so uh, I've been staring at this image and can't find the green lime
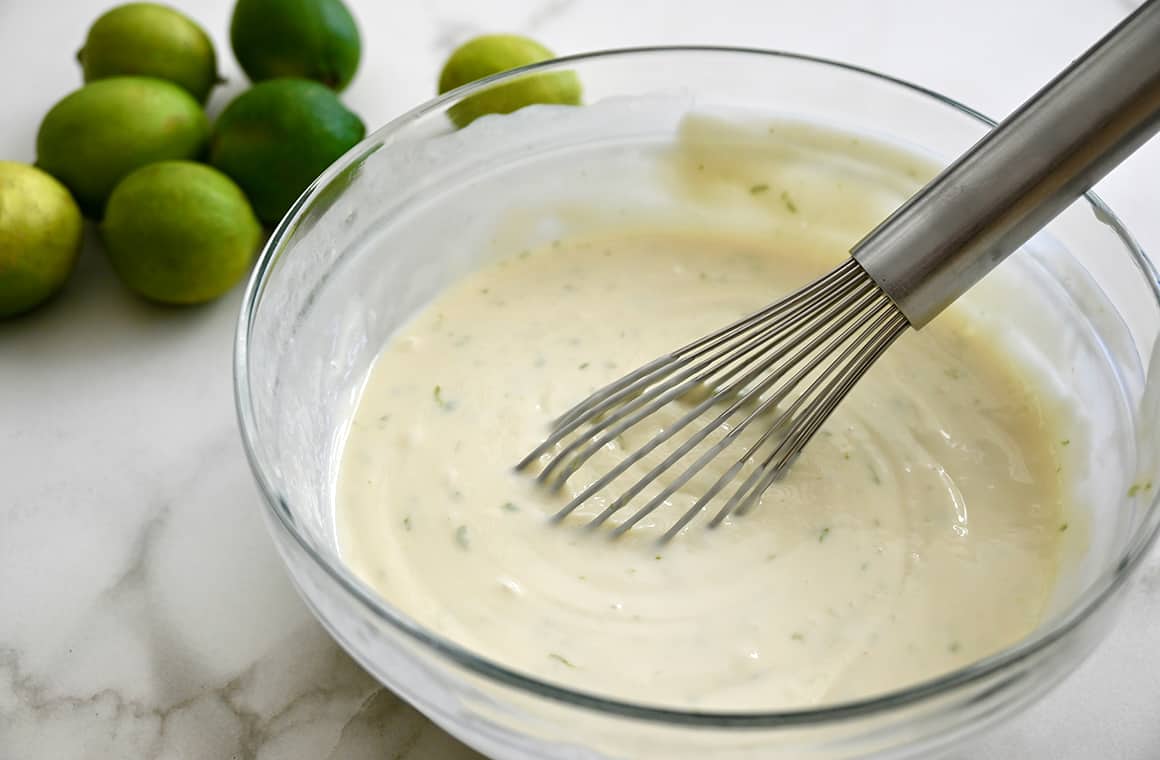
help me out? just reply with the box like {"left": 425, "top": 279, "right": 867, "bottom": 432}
{"left": 79, "top": 2, "right": 220, "bottom": 103}
{"left": 100, "top": 161, "right": 262, "bottom": 304}
{"left": 230, "top": 0, "right": 360, "bottom": 91}
{"left": 36, "top": 77, "right": 209, "bottom": 216}
{"left": 0, "top": 162, "right": 84, "bottom": 318}
{"left": 438, "top": 34, "right": 581, "bottom": 128}
{"left": 209, "top": 78, "right": 365, "bottom": 224}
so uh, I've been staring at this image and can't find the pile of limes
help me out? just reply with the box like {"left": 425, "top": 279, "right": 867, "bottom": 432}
{"left": 1, "top": 0, "right": 580, "bottom": 318}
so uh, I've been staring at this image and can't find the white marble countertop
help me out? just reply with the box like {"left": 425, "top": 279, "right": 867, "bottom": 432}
{"left": 2, "top": 0, "right": 1159, "bottom": 757}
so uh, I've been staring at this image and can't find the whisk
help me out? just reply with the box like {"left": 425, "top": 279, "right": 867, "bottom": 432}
{"left": 518, "top": 1, "right": 1160, "bottom": 538}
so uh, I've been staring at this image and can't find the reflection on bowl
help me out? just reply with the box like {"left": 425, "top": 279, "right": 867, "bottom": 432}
{"left": 235, "top": 48, "right": 1160, "bottom": 759}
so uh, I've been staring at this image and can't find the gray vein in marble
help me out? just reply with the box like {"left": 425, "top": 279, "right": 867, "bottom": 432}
{"left": 430, "top": 0, "right": 579, "bottom": 55}
{"left": 524, "top": 0, "right": 579, "bottom": 32}
{"left": 0, "top": 624, "right": 479, "bottom": 760}
{"left": 431, "top": 20, "right": 483, "bottom": 54}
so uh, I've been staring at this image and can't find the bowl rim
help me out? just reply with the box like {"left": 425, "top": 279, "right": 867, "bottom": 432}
{"left": 234, "top": 45, "right": 1160, "bottom": 728}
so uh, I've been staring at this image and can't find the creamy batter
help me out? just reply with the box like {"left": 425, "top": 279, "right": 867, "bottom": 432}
{"left": 335, "top": 117, "right": 1072, "bottom": 710}
{"left": 336, "top": 218, "right": 1068, "bottom": 710}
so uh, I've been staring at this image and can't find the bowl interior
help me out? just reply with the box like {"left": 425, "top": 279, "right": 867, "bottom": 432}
{"left": 237, "top": 48, "right": 1160, "bottom": 725}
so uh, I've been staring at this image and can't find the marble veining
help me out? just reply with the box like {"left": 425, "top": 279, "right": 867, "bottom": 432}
{"left": 2, "top": 0, "right": 1159, "bottom": 757}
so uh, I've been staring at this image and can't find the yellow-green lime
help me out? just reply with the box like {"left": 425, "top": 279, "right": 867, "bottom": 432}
{"left": 230, "top": 0, "right": 360, "bottom": 91}
{"left": 79, "top": 2, "right": 220, "bottom": 103}
{"left": 37, "top": 77, "right": 209, "bottom": 216}
{"left": 0, "top": 162, "right": 84, "bottom": 318}
{"left": 209, "top": 78, "right": 365, "bottom": 224}
{"left": 100, "top": 161, "right": 262, "bottom": 304}
{"left": 438, "top": 34, "right": 581, "bottom": 128}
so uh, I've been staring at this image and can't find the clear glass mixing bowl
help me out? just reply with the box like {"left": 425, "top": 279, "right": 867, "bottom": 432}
{"left": 234, "top": 48, "right": 1160, "bottom": 759}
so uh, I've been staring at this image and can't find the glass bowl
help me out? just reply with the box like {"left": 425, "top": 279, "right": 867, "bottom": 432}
{"left": 234, "top": 48, "right": 1160, "bottom": 759}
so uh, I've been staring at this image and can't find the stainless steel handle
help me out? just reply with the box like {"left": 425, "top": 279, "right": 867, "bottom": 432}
{"left": 852, "top": 0, "right": 1160, "bottom": 327}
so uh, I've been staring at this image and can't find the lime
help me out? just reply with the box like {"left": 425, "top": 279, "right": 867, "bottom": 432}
{"left": 36, "top": 77, "right": 209, "bottom": 216}
{"left": 209, "top": 78, "right": 365, "bottom": 224}
{"left": 79, "top": 2, "right": 220, "bottom": 103}
{"left": 438, "top": 34, "right": 581, "bottom": 128}
{"left": 100, "top": 161, "right": 262, "bottom": 304}
{"left": 0, "top": 162, "right": 84, "bottom": 318}
{"left": 230, "top": 0, "right": 360, "bottom": 91}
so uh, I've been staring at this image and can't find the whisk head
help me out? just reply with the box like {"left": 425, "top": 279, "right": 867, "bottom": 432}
{"left": 516, "top": 257, "right": 910, "bottom": 540}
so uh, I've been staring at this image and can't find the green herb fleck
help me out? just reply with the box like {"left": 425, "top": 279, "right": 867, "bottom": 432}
{"left": 403, "top": 516, "right": 412, "bottom": 531}
{"left": 433, "top": 385, "right": 455, "bottom": 410}
{"left": 791, "top": 632, "right": 805, "bottom": 642}
{"left": 749, "top": 183, "right": 770, "bottom": 195}
{"left": 781, "top": 190, "right": 798, "bottom": 213}
{"left": 1059, "top": 522, "right": 1069, "bottom": 533}
{"left": 479, "top": 287, "right": 490, "bottom": 295}
{"left": 1061, "top": 439, "right": 1070, "bottom": 446}
{"left": 948, "top": 641, "right": 962, "bottom": 653}
{"left": 655, "top": 554, "right": 663, "bottom": 561}
{"left": 454, "top": 525, "right": 470, "bottom": 550}
{"left": 867, "top": 463, "right": 882, "bottom": 484}
{"left": 860, "top": 561, "right": 870, "bottom": 571}
{"left": 549, "top": 653, "right": 575, "bottom": 668}
{"left": 501, "top": 501, "right": 520, "bottom": 512}
{"left": 518, "top": 249, "right": 531, "bottom": 259}
{"left": 818, "top": 527, "right": 831, "bottom": 543}
{"left": 578, "top": 362, "right": 590, "bottom": 370}
{"left": 1128, "top": 481, "right": 1153, "bottom": 497}
{"left": 944, "top": 367, "right": 962, "bottom": 379}
{"left": 765, "top": 553, "right": 777, "bottom": 562}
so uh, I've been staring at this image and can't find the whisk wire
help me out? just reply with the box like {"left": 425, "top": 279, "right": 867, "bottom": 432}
{"left": 520, "top": 260, "right": 869, "bottom": 482}
{"left": 519, "top": 258, "right": 911, "bottom": 537}
{"left": 545, "top": 270, "right": 875, "bottom": 490}
{"left": 550, "top": 270, "right": 878, "bottom": 520}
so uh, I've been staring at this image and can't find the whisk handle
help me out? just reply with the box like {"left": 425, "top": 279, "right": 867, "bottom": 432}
{"left": 852, "top": 0, "right": 1160, "bottom": 328}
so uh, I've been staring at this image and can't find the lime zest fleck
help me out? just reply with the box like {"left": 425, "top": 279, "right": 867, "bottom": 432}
{"left": 1059, "top": 522, "right": 1069, "bottom": 532}
{"left": 1128, "top": 481, "right": 1153, "bottom": 497}
{"left": 749, "top": 183, "right": 770, "bottom": 195}
{"left": 818, "top": 527, "right": 831, "bottom": 543}
{"left": 454, "top": 525, "right": 470, "bottom": 550}
{"left": 791, "top": 632, "right": 805, "bottom": 642}
{"left": 501, "top": 501, "right": 520, "bottom": 512}
{"left": 780, "top": 190, "right": 798, "bottom": 213}
{"left": 433, "top": 384, "right": 456, "bottom": 411}
{"left": 549, "top": 652, "right": 575, "bottom": 668}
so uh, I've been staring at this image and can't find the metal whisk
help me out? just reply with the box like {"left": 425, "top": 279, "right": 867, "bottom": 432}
{"left": 519, "top": 0, "right": 1160, "bottom": 537}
